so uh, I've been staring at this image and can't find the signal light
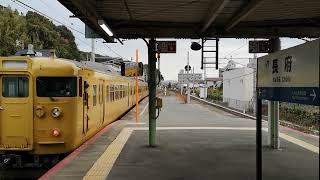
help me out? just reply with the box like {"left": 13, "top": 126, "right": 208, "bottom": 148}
{"left": 52, "top": 129, "right": 61, "bottom": 137}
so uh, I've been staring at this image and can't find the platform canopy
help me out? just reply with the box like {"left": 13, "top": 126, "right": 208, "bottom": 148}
{"left": 59, "top": 0, "right": 320, "bottom": 42}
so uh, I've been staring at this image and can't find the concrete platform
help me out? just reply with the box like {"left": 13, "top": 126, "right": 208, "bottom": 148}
{"left": 44, "top": 94, "right": 319, "bottom": 180}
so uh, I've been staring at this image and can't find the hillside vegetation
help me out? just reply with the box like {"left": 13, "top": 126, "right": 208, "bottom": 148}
{"left": 0, "top": 6, "right": 81, "bottom": 59}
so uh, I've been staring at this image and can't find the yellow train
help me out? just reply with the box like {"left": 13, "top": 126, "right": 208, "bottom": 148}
{"left": 0, "top": 54, "right": 148, "bottom": 167}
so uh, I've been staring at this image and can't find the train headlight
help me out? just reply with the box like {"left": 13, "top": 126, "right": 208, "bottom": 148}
{"left": 51, "top": 107, "right": 62, "bottom": 118}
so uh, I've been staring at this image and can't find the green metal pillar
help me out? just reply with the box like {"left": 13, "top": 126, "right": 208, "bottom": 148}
{"left": 268, "top": 37, "right": 280, "bottom": 149}
{"left": 148, "top": 38, "right": 157, "bottom": 147}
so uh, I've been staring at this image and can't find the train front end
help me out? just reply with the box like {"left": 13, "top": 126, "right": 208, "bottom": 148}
{"left": 0, "top": 56, "right": 79, "bottom": 167}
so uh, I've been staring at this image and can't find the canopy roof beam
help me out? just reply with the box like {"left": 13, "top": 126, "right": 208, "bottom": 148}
{"left": 225, "top": 0, "right": 264, "bottom": 31}
{"left": 201, "top": 0, "right": 229, "bottom": 33}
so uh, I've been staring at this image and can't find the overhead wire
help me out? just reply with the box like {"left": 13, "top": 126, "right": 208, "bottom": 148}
{"left": 221, "top": 40, "right": 248, "bottom": 58}
{"left": 11, "top": 0, "right": 123, "bottom": 58}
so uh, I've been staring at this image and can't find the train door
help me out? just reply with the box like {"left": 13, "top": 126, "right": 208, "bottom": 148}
{"left": 0, "top": 74, "right": 33, "bottom": 150}
{"left": 83, "top": 80, "right": 89, "bottom": 134}
{"left": 100, "top": 80, "right": 105, "bottom": 125}
{"left": 127, "top": 83, "right": 130, "bottom": 106}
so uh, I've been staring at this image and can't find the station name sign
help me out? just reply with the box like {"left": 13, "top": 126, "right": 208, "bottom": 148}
{"left": 156, "top": 41, "right": 176, "bottom": 53}
{"left": 257, "top": 39, "right": 319, "bottom": 106}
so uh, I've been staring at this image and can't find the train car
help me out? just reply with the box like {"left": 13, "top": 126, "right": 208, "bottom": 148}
{"left": 0, "top": 53, "right": 148, "bottom": 167}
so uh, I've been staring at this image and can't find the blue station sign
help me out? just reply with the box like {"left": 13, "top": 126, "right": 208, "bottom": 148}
{"left": 257, "top": 39, "right": 319, "bottom": 106}
{"left": 258, "top": 87, "right": 319, "bottom": 106}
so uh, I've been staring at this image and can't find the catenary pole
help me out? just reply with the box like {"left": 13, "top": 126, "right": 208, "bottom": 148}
{"left": 148, "top": 38, "right": 157, "bottom": 147}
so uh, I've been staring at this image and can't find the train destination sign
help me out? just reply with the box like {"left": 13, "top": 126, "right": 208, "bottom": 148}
{"left": 249, "top": 40, "right": 273, "bottom": 53}
{"left": 257, "top": 39, "right": 319, "bottom": 106}
{"left": 156, "top": 41, "right": 176, "bottom": 53}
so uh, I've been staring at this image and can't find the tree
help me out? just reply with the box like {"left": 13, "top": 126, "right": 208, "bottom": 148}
{"left": 0, "top": 6, "right": 28, "bottom": 55}
{"left": 0, "top": 7, "right": 81, "bottom": 60}
{"left": 55, "top": 25, "right": 80, "bottom": 60}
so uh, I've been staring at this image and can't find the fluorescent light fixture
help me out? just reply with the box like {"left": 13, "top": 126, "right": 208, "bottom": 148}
{"left": 98, "top": 20, "right": 114, "bottom": 37}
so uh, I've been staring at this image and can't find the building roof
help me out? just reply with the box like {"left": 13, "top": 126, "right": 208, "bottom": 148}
{"left": 205, "top": 77, "right": 223, "bottom": 82}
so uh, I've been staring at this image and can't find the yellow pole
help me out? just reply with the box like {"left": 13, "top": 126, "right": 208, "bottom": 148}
{"left": 136, "top": 49, "right": 139, "bottom": 125}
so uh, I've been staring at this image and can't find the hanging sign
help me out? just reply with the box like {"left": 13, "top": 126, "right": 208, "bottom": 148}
{"left": 257, "top": 39, "right": 319, "bottom": 106}
{"left": 156, "top": 41, "right": 176, "bottom": 53}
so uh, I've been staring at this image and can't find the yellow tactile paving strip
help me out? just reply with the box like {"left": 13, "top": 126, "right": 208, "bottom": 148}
{"left": 279, "top": 132, "right": 319, "bottom": 154}
{"left": 83, "top": 128, "right": 133, "bottom": 180}
{"left": 262, "top": 128, "right": 319, "bottom": 154}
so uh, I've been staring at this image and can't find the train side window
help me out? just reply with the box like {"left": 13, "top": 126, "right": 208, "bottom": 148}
{"left": 93, "top": 85, "right": 97, "bottom": 106}
{"left": 98, "top": 84, "right": 100, "bottom": 104}
{"left": 110, "top": 85, "right": 114, "bottom": 102}
{"left": 106, "top": 85, "right": 109, "bottom": 102}
{"left": 121, "top": 85, "right": 124, "bottom": 98}
{"left": 100, "top": 84, "right": 103, "bottom": 103}
{"left": 114, "top": 85, "right": 117, "bottom": 100}
{"left": 116, "top": 85, "right": 119, "bottom": 100}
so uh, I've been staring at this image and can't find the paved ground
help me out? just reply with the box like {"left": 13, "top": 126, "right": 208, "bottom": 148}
{"left": 107, "top": 95, "right": 319, "bottom": 180}
{"left": 47, "top": 93, "right": 319, "bottom": 180}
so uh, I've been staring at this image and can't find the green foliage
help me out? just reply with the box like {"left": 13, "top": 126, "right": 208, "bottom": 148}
{"left": 207, "top": 88, "right": 222, "bottom": 101}
{"left": 0, "top": 6, "right": 80, "bottom": 60}
{"left": 194, "top": 88, "right": 200, "bottom": 97}
{"left": 280, "top": 105, "right": 319, "bottom": 131}
{"left": 0, "top": 6, "right": 29, "bottom": 55}
{"left": 55, "top": 26, "right": 80, "bottom": 60}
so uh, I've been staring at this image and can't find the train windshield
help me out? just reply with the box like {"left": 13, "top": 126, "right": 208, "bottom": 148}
{"left": 36, "top": 77, "right": 77, "bottom": 97}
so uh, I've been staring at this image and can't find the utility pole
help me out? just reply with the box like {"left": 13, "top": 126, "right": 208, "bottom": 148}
{"left": 268, "top": 38, "right": 280, "bottom": 149}
{"left": 187, "top": 52, "right": 190, "bottom": 103}
{"left": 91, "top": 38, "right": 95, "bottom": 62}
{"left": 203, "top": 57, "right": 207, "bottom": 98}
{"left": 192, "top": 66, "right": 195, "bottom": 95}
{"left": 136, "top": 49, "right": 139, "bottom": 125}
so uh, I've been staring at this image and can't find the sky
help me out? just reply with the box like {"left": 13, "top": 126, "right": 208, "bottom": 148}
{"left": 0, "top": 0, "right": 308, "bottom": 80}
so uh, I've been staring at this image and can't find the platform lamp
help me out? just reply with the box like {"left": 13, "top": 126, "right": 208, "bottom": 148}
{"left": 98, "top": 20, "right": 114, "bottom": 37}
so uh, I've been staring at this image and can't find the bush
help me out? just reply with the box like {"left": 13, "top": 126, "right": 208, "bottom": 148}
{"left": 280, "top": 104, "right": 319, "bottom": 131}
{"left": 207, "top": 89, "right": 222, "bottom": 101}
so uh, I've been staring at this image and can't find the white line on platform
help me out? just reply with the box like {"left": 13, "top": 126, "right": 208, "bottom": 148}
{"left": 133, "top": 127, "right": 257, "bottom": 130}
{"left": 127, "top": 122, "right": 146, "bottom": 125}
{"left": 140, "top": 102, "right": 149, "bottom": 116}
